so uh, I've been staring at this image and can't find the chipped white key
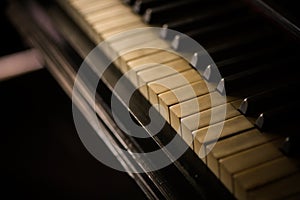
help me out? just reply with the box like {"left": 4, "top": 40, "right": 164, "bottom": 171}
{"left": 181, "top": 104, "right": 240, "bottom": 142}
{"left": 118, "top": 49, "right": 160, "bottom": 72}
{"left": 234, "top": 157, "right": 299, "bottom": 200}
{"left": 101, "top": 22, "right": 147, "bottom": 40}
{"left": 137, "top": 59, "right": 190, "bottom": 98}
{"left": 169, "top": 92, "right": 237, "bottom": 134}
{"left": 247, "top": 172, "right": 300, "bottom": 199}
{"left": 158, "top": 80, "right": 212, "bottom": 122}
{"left": 73, "top": 0, "right": 120, "bottom": 15}
{"left": 126, "top": 51, "right": 180, "bottom": 86}
{"left": 93, "top": 14, "right": 142, "bottom": 34}
{"left": 148, "top": 69, "right": 202, "bottom": 105}
{"left": 193, "top": 115, "right": 253, "bottom": 162}
{"left": 205, "top": 128, "right": 277, "bottom": 184}
{"left": 219, "top": 138, "right": 284, "bottom": 192}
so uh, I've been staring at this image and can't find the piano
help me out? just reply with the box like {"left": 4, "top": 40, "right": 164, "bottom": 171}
{"left": 5, "top": 0, "right": 300, "bottom": 199}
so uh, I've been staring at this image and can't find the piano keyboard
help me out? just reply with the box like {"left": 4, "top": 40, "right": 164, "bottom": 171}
{"left": 57, "top": 0, "right": 300, "bottom": 199}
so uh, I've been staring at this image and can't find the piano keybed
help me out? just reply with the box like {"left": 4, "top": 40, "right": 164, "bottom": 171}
{"left": 56, "top": 0, "right": 300, "bottom": 199}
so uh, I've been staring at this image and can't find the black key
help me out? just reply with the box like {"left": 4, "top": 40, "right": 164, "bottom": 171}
{"left": 216, "top": 56, "right": 299, "bottom": 95}
{"left": 143, "top": 0, "right": 199, "bottom": 24}
{"left": 143, "top": 0, "right": 223, "bottom": 24}
{"left": 255, "top": 102, "right": 300, "bottom": 131}
{"left": 133, "top": 0, "right": 170, "bottom": 14}
{"left": 216, "top": 71, "right": 257, "bottom": 96}
{"left": 123, "top": 0, "right": 136, "bottom": 5}
{"left": 191, "top": 15, "right": 256, "bottom": 40}
{"left": 280, "top": 136, "right": 300, "bottom": 157}
{"left": 202, "top": 42, "right": 290, "bottom": 81}
{"left": 160, "top": 3, "right": 246, "bottom": 39}
{"left": 190, "top": 31, "right": 277, "bottom": 68}
{"left": 171, "top": 15, "right": 260, "bottom": 50}
{"left": 239, "top": 84, "right": 299, "bottom": 116}
{"left": 212, "top": 40, "right": 299, "bottom": 80}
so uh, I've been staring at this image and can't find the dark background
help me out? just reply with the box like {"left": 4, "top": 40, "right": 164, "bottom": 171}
{"left": 0, "top": 6, "right": 146, "bottom": 200}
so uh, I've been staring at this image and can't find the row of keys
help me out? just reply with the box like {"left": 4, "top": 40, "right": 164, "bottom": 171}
{"left": 60, "top": 0, "right": 300, "bottom": 199}
{"left": 134, "top": 0, "right": 300, "bottom": 157}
